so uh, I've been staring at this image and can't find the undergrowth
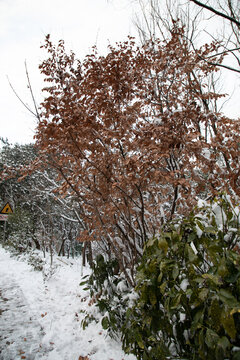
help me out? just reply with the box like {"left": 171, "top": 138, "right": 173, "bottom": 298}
{"left": 81, "top": 195, "right": 240, "bottom": 360}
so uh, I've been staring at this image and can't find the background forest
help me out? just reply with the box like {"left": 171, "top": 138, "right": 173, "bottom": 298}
{"left": 1, "top": 0, "right": 240, "bottom": 359}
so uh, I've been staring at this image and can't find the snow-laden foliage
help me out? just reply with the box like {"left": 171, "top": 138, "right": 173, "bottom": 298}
{"left": 121, "top": 195, "right": 240, "bottom": 359}
{"left": 80, "top": 254, "right": 138, "bottom": 339}
{"left": 0, "top": 142, "right": 82, "bottom": 259}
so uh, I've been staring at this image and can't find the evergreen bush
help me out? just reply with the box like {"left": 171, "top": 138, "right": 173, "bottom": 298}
{"left": 121, "top": 196, "right": 240, "bottom": 359}
{"left": 80, "top": 254, "right": 136, "bottom": 338}
{"left": 4, "top": 208, "right": 35, "bottom": 253}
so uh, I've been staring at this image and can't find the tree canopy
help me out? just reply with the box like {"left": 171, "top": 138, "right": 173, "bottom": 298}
{"left": 32, "top": 26, "right": 240, "bottom": 283}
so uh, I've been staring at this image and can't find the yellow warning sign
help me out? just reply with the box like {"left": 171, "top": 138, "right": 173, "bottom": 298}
{"left": 0, "top": 202, "right": 13, "bottom": 214}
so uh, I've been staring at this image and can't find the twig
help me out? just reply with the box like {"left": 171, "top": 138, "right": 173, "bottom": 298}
{"left": 189, "top": 0, "right": 240, "bottom": 27}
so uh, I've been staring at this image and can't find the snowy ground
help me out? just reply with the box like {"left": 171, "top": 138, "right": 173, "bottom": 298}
{"left": 0, "top": 245, "right": 136, "bottom": 360}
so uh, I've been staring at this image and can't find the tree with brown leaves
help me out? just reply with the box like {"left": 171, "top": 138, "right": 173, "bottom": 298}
{"left": 35, "top": 27, "right": 240, "bottom": 285}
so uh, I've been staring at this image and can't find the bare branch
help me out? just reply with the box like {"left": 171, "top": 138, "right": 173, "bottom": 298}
{"left": 189, "top": 0, "right": 240, "bottom": 27}
{"left": 24, "top": 61, "right": 41, "bottom": 122}
{"left": 7, "top": 76, "right": 38, "bottom": 118}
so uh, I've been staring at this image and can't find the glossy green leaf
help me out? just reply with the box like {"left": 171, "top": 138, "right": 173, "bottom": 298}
{"left": 218, "top": 289, "right": 239, "bottom": 307}
{"left": 217, "top": 336, "right": 230, "bottom": 351}
{"left": 158, "top": 237, "right": 169, "bottom": 255}
{"left": 209, "top": 298, "right": 222, "bottom": 331}
{"left": 135, "top": 332, "right": 144, "bottom": 349}
{"left": 170, "top": 293, "right": 182, "bottom": 309}
{"left": 205, "top": 328, "right": 219, "bottom": 349}
{"left": 149, "top": 288, "right": 157, "bottom": 306}
{"left": 199, "top": 288, "right": 208, "bottom": 301}
{"left": 221, "top": 310, "right": 236, "bottom": 339}
{"left": 172, "top": 265, "right": 179, "bottom": 280}
{"left": 187, "top": 244, "right": 198, "bottom": 263}
{"left": 217, "top": 258, "right": 229, "bottom": 277}
{"left": 159, "top": 281, "right": 167, "bottom": 295}
{"left": 202, "top": 273, "right": 222, "bottom": 285}
{"left": 101, "top": 316, "right": 109, "bottom": 330}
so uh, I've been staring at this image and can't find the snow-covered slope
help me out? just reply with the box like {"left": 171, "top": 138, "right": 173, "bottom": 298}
{"left": 0, "top": 245, "right": 136, "bottom": 360}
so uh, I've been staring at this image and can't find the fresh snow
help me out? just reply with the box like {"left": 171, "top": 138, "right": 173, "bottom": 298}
{"left": 0, "top": 245, "right": 136, "bottom": 360}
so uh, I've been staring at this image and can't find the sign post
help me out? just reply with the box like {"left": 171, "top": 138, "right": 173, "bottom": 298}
{"left": 0, "top": 202, "right": 14, "bottom": 242}
{"left": 0, "top": 214, "right": 8, "bottom": 221}
{"left": 0, "top": 202, "right": 13, "bottom": 215}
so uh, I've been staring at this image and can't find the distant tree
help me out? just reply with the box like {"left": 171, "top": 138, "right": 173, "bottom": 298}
{"left": 0, "top": 142, "right": 82, "bottom": 258}
{"left": 34, "top": 29, "right": 240, "bottom": 285}
{"left": 0, "top": 142, "right": 41, "bottom": 249}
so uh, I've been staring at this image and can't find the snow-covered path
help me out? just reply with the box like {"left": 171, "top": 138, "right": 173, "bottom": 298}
{"left": 0, "top": 246, "right": 136, "bottom": 360}
{"left": 0, "top": 275, "right": 45, "bottom": 359}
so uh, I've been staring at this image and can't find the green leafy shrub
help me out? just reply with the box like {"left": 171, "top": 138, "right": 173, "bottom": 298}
{"left": 27, "top": 251, "right": 45, "bottom": 271}
{"left": 122, "top": 196, "right": 240, "bottom": 360}
{"left": 3, "top": 208, "right": 36, "bottom": 253}
{"left": 80, "top": 254, "right": 137, "bottom": 337}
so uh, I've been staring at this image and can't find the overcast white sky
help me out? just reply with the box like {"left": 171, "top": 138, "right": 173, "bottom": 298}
{"left": 1, "top": 0, "right": 240, "bottom": 145}
{"left": 0, "top": 0, "right": 139, "bottom": 145}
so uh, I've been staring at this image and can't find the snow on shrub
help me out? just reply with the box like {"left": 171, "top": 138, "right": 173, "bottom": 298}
{"left": 121, "top": 195, "right": 240, "bottom": 360}
{"left": 80, "top": 254, "right": 138, "bottom": 339}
